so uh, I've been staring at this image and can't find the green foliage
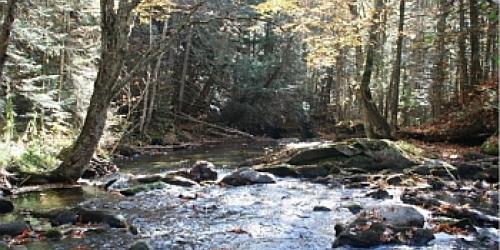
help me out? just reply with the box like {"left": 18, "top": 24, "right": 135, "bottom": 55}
{"left": 15, "top": 146, "right": 60, "bottom": 174}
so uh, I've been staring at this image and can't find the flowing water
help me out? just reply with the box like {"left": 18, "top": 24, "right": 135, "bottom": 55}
{"left": 1, "top": 142, "right": 496, "bottom": 249}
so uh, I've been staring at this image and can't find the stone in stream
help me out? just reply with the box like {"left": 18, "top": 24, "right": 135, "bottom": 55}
{"left": 295, "top": 165, "right": 330, "bottom": 178}
{"left": 162, "top": 175, "right": 199, "bottom": 187}
{"left": 0, "top": 198, "right": 14, "bottom": 214}
{"left": 386, "top": 174, "right": 404, "bottom": 185}
{"left": 342, "top": 202, "right": 363, "bottom": 214}
{"left": 0, "top": 222, "right": 30, "bottom": 237}
{"left": 365, "top": 189, "right": 392, "bottom": 199}
{"left": 313, "top": 205, "right": 331, "bottom": 212}
{"left": 129, "top": 240, "right": 152, "bottom": 250}
{"left": 221, "top": 167, "right": 276, "bottom": 186}
{"left": 254, "top": 164, "right": 299, "bottom": 177}
{"left": 188, "top": 160, "right": 217, "bottom": 182}
{"left": 120, "top": 182, "right": 168, "bottom": 196}
{"left": 286, "top": 139, "right": 418, "bottom": 171}
{"left": 333, "top": 205, "right": 433, "bottom": 248}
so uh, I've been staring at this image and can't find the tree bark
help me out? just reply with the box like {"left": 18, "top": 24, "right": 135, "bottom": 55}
{"left": 430, "top": 0, "right": 448, "bottom": 119}
{"left": 0, "top": 0, "right": 17, "bottom": 90}
{"left": 388, "top": 0, "right": 405, "bottom": 126}
{"left": 469, "top": 0, "right": 481, "bottom": 86}
{"left": 359, "top": 0, "right": 392, "bottom": 139}
{"left": 177, "top": 24, "right": 193, "bottom": 113}
{"left": 458, "top": 0, "right": 468, "bottom": 104}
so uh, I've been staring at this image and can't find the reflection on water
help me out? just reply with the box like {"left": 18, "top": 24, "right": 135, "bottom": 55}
{"left": 116, "top": 142, "right": 275, "bottom": 175}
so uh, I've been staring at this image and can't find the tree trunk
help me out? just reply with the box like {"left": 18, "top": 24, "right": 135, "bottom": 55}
{"left": 139, "top": 14, "right": 155, "bottom": 135}
{"left": 458, "top": 0, "right": 468, "bottom": 104}
{"left": 43, "top": 0, "right": 140, "bottom": 183}
{"left": 469, "top": 0, "right": 481, "bottom": 87}
{"left": 360, "top": 0, "right": 392, "bottom": 139}
{"left": 177, "top": 24, "right": 193, "bottom": 113}
{"left": 388, "top": 0, "right": 405, "bottom": 126}
{"left": 0, "top": 0, "right": 17, "bottom": 90}
{"left": 145, "top": 18, "right": 170, "bottom": 131}
{"left": 430, "top": 0, "right": 448, "bottom": 119}
{"left": 335, "top": 49, "right": 345, "bottom": 122}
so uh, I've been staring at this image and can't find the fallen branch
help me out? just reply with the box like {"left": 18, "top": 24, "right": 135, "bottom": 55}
{"left": 170, "top": 111, "right": 255, "bottom": 139}
{"left": 11, "top": 184, "right": 81, "bottom": 195}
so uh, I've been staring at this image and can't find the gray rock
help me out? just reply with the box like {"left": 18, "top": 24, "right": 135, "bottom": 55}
{"left": 221, "top": 168, "right": 276, "bottom": 186}
{"left": 356, "top": 205, "right": 425, "bottom": 228}
{"left": 120, "top": 182, "right": 168, "bottom": 196}
{"left": 0, "top": 222, "right": 30, "bottom": 237}
{"left": 254, "top": 165, "right": 298, "bottom": 177}
{"left": 386, "top": 174, "right": 403, "bottom": 185}
{"left": 129, "top": 240, "right": 152, "bottom": 250}
{"left": 333, "top": 205, "right": 432, "bottom": 248}
{"left": 365, "top": 189, "right": 391, "bottom": 199}
{"left": 312, "top": 206, "right": 331, "bottom": 212}
{"left": 162, "top": 175, "right": 199, "bottom": 187}
{"left": 189, "top": 161, "right": 217, "bottom": 182}
{"left": 296, "top": 165, "right": 329, "bottom": 178}
{"left": 342, "top": 202, "right": 363, "bottom": 214}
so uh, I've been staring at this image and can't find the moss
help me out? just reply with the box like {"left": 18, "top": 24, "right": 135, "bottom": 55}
{"left": 395, "top": 140, "right": 424, "bottom": 157}
{"left": 9, "top": 146, "right": 60, "bottom": 174}
{"left": 481, "top": 134, "right": 498, "bottom": 156}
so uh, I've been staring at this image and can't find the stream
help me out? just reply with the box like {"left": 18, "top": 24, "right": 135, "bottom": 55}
{"left": 1, "top": 142, "right": 497, "bottom": 249}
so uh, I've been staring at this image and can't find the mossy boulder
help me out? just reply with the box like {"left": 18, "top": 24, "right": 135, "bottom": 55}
{"left": 255, "top": 139, "right": 419, "bottom": 175}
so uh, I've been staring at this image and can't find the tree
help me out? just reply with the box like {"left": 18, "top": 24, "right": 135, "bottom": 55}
{"left": 469, "top": 0, "right": 481, "bottom": 87}
{"left": 359, "top": 0, "right": 392, "bottom": 139}
{"left": 430, "top": 0, "right": 448, "bottom": 119}
{"left": 457, "top": 0, "right": 468, "bottom": 104}
{"left": 0, "top": 0, "right": 18, "bottom": 87}
{"left": 42, "top": 0, "right": 142, "bottom": 182}
{"left": 387, "top": 0, "right": 405, "bottom": 127}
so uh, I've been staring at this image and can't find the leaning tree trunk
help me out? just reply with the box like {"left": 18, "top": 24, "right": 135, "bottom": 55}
{"left": 0, "top": 0, "right": 18, "bottom": 94}
{"left": 33, "top": 0, "right": 141, "bottom": 183}
{"left": 359, "top": 0, "right": 392, "bottom": 139}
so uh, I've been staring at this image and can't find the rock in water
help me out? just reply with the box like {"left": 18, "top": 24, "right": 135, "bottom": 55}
{"left": 189, "top": 161, "right": 217, "bottom": 182}
{"left": 313, "top": 206, "right": 331, "bottom": 212}
{"left": 0, "top": 222, "right": 30, "bottom": 237}
{"left": 221, "top": 168, "right": 276, "bottom": 186}
{"left": 0, "top": 198, "right": 14, "bottom": 214}
{"left": 365, "top": 189, "right": 391, "bottom": 199}
{"left": 162, "top": 175, "right": 199, "bottom": 187}
{"left": 129, "top": 240, "right": 152, "bottom": 250}
{"left": 333, "top": 205, "right": 432, "bottom": 248}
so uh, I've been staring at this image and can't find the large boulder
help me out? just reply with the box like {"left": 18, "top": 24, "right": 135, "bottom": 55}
{"left": 221, "top": 168, "right": 276, "bottom": 186}
{"left": 188, "top": 161, "right": 217, "bottom": 182}
{"left": 333, "top": 205, "right": 433, "bottom": 248}
{"left": 254, "top": 139, "right": 419, "bottom": 173}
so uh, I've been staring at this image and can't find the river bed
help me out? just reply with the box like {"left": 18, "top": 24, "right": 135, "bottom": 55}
{"left": 1, "top": 143, "right": 497, "bottom": 249}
